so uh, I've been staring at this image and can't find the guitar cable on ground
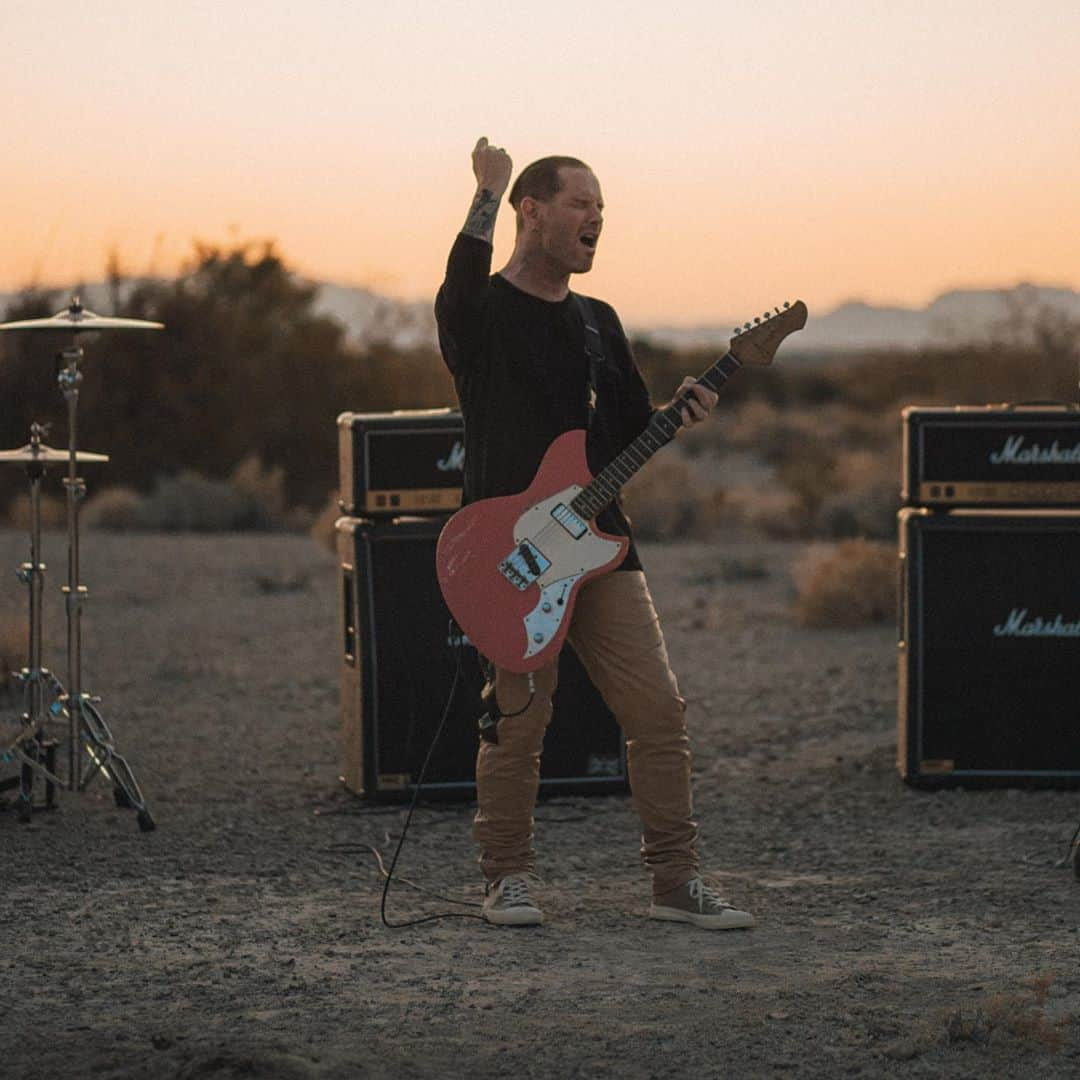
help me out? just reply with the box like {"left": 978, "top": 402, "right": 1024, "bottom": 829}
{"left": 375, "top": 621, "right": 535, "bottom": 928}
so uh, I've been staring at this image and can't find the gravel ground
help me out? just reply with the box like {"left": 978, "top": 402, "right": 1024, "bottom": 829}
{"left": 2, "top": 528, "right": 1079, "bottom": 1079}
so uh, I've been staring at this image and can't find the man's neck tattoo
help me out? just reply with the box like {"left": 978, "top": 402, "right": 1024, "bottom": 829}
{"left": 462, "top": 188, "right": 500, "bottom": 243}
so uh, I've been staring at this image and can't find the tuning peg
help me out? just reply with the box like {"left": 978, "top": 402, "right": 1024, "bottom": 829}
{"left": 732, "top": 328, "right": 740, "bottom": 337}
{"left": 774, "top": 306, "right": 781, "bottom": 315}
{"left": 743, "top": 322, "right": 751, "bottom": 330}
{"left": 763, "top": 312, "right": 771, "bottom": 320}
{"left": 783, "top": 301, "right": 790, "bottom": 309}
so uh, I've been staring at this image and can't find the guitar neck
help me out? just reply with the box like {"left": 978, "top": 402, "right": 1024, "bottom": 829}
{"left": 570, "top": 352, "right": 742, "bottom": 521}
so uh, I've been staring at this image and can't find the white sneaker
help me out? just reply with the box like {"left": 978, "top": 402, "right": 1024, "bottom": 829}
{"left": 649, "top": 877, "right": 755, "bottom": 930}
{"left": 482, "top": 874, "right": 543, "bottom": 927}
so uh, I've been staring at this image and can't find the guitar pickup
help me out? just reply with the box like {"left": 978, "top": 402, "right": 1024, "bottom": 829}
{"left": 498, "top": 540, "right": 551, "bottom": 591}
{"left": 550, "top": 503, "right": 587, "bottom": 539}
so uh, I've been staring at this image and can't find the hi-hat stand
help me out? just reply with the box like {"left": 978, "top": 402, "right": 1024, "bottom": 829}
{"left": 0, "top": 424, "right": 70, "bottom": 819}
{"left": 0, "top": 299, "right": 163, "bottom": 830}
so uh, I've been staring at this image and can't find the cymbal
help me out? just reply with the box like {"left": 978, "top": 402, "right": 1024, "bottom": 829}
{"left": 0, "top": 297, "right": 163, "bottom": 333}
{"left": 0, "top": 443, "right": 109, "bottom": 465}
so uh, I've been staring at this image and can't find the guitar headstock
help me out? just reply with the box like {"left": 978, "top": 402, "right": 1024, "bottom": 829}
{"left": 729, "top": 300, "right": 807, "bottom": 366}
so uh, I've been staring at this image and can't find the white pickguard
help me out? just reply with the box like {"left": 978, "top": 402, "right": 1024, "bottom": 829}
{"left": 514, "top": 485, "right": 624, "bottom": 661}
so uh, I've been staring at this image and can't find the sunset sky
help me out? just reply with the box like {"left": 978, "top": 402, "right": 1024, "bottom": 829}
{"left": 3, "top": 0, "right": 1078, "bottom": 325}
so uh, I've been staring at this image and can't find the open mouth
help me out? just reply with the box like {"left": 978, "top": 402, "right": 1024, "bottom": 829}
{"left": 580, "top": 235, "right": 598, "bottom": 250}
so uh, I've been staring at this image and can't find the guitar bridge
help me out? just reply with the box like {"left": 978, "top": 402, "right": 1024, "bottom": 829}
{"left": 498, "top": 540, "right": 551, "bottom": 591}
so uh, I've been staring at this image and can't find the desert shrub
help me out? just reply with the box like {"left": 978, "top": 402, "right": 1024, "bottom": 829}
{"left": 830, "top": 337, "right": 1078, "bottom": 413}
{"left": 133, "top": 471, "right": 269, "bottom": 532}
{"left": 724, "top": 487, "right": 810, "bottom": 538}
{"left": 793, "top": 539, "right": 896, "bottom": 627}
{"left": 943, "top": 976, "right": 1065, "bottom": 1051}
{"left": 6, "top": 493, "right": 66, "bottom": 530}
{"left": 815, "top": 486, "right": 899, "bottom": 541}
{"left": 814, "top": 448, "right": 901, "bottom": 540}
{"left": 621, "top": 451, "right": 725, "bottom": 541}
{"left": 773, "top": 446, "right": 838, "bottom": 518}
{"left": 82, "top": 486, "right": 144, "bottom": 530}
{"left": 229, "top": 455, "right": 288, "bottom": 529}
{"left": 720, "top": 401, "right": 893, "bottom": 459}
{"left": 711, "top": 403, "right": 901, "bottom": 538}
{"left": 309, "top": 492, "right": 341, "bottom": 553}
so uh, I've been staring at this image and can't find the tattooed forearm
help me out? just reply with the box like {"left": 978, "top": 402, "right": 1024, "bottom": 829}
{"left": 461, "top": 187, "right": 501, "bottom": 243}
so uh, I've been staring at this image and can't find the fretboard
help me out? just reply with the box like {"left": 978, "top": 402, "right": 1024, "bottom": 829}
{"left": 570, "top": 352, "right": 742, "bottom": 521}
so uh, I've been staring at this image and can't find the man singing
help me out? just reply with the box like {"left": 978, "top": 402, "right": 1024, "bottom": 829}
{"left": 435, "top": 137, "right": 754, "bottom": 931}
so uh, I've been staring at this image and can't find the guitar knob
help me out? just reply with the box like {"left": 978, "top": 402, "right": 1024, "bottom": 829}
{"left": 541, "top": 602, "right": 552, "bottom": 613}
{"left": 533, "top": 632, "right": 545, "bottom": 644}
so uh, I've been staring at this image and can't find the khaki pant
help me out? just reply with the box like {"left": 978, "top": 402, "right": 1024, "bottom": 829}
{"left": 474, "top": 570, "right": 699, "bottom": 897}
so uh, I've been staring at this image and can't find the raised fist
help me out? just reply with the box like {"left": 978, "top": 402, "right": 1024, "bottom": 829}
{"left": 472, "top": 137, "right": 512, "bottom": 197}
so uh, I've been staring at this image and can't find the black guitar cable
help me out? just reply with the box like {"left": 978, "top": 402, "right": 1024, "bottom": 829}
{"left": 1057, "top": 819, "right": 1080, "bottom": 879}
{"left": 376, "top": 620, "right": 535, "bottom": 928}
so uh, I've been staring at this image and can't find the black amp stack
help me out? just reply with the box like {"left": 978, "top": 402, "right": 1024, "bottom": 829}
{"left": 334, "top": 409, "right": 627, "bottom": 801}
{"left": 898, "top": 405, "right": 1080, "bottom": 787}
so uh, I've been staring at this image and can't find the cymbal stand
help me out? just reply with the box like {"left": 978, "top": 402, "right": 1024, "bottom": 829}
{"left": 1, "top": 424, "right": 64, "bottom": 820}
{"left": 56, "top": 344, "right": 155, "bottom": 831}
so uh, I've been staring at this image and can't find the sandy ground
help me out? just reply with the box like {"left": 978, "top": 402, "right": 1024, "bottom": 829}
{"left": 3, "top": 528, "right": 1080, "bottom": 1079}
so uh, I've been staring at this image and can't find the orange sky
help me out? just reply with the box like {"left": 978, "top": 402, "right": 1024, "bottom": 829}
{"left": 3, "top": 1, "right": 1078, "bottom": 325}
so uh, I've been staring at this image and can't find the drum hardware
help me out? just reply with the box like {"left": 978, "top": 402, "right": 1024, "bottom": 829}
{"left": 0, "top": 299, "right": 163, "bottom": 829}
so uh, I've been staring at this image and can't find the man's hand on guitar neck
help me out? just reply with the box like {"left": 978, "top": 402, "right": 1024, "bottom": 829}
{"left": 462, "top": 137, "right": 513, "bottom": 244}
{"left": 668, "top": 377, "right": 718, "bottom": 430}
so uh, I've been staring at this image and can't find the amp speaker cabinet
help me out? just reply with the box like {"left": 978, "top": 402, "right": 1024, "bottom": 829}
{"left": 336, "top": 515, "right": 628, "bottom": 801}
{"left": 898, "top": 507, "right": 1080, "bottom": 787}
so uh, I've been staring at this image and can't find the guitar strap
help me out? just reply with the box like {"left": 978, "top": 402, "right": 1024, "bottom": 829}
{"left": 573, "top": 293, "right": 606, "bottom": 432}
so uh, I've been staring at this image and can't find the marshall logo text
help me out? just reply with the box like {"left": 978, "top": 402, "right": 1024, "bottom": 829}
{"left": 437, "top": 440, "right": 465, "bottom": 472}
{"left": 988, "top": 435, "right": 1080, "bottom": 466}
{"left": 993, "top": 608, "right": 1080, "bottom": 638}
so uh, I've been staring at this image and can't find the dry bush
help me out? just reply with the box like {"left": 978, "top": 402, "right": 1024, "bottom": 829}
{"left": 309, "top": 492, "right": 341, "bottom": 553}
{"left": 82, "top": 486, "right": 145, "bottom": 530}
{"left": 774, "top": 446, "right": 838, "bottom": 517}
{"left": 133, "top": 471, "right": 269, "bottom": 532}
{"left": 6, "top": 493, "right": 66, "bottom": 530}
{"left": 723, "top": 486, "right": 810, "bottom": 538}
{"left": 831, "top": 336, "right": 1078, "bottom": 413}
{"left": 229, "top": 455, "right": 288, "bottom": 529}
{"left": 814, "top": 448, "right": 901, "bottom": 540}
{"left": 621, "top": 451, "right": 725, "bottom": 541}
{"left": 943, "top": 976, "right": 1066, "bottom": 1052}
{"left": 793, "top": 539, "right": 896, "bottom": 627}
{"left": 283, "top": 504, "right": 315, "bottom": 532}
{"left": 721, "top": 401, "right": 892, "bottom": 459}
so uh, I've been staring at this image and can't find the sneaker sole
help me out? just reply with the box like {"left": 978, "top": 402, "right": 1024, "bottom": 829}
{"left": 648, "top": 905, "right": 755, "bottom": 930}
{"left": 482, "top": 907, "right": 543, "bottom": 927}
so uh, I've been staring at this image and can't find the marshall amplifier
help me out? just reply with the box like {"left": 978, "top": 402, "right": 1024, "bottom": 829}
{"left": 337, "top": 515, "right": 628, "bottom": 801}
{"left": 898, "top": 507, "right": 1080, "bottom": 787}
{"left": 902, "top": 404, "right": 1080, "bottom": 507}
{"left": 337, "top": 408, "right": 464, "bottom": 517}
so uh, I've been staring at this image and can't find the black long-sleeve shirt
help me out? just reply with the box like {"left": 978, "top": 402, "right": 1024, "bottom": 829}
{"left": 434, "top": 233, "right": 654, "bottom": 571}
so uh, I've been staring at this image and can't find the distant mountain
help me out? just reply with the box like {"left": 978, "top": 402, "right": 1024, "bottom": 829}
{"left": 638, "top": 284, "right": 1080, "bottom": 353}
{"left": 3, "top": 280, "right": 1078, "bottom": 354}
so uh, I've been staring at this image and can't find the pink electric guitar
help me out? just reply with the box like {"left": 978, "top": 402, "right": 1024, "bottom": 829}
{"left": 436, "top": 300, "right": 808, "bottom": 673}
